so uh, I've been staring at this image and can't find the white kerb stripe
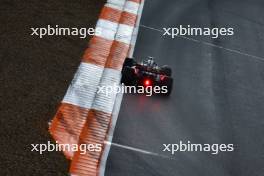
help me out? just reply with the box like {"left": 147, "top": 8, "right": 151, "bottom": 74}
{"left": 115, "top": 24, "right": 134, "bottom": 44}
{"left": 92, "top": 68, "right": 122, "bottom": 114}
{"left": 105, "top": 2, "right": 123, "bottom": 11}
{"left": 63, "top": 62, "right": 104, "bottom": 109}
{"left": 95, "top": 19, "right": 119, "bottom": 41}
{"left": 107, "top": 0, "right": 126, "bottom": 8}
{"left": 124, "top": 1, "right": 140, "bottom": 15}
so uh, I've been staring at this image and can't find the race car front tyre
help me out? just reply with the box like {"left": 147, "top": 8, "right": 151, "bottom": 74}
{"left": 121, "top": 66, "right": 135, "bottom": 86}
{"left": 160, "top": 65, "right": 172, "bottom": 77}
{"left": 123, "top": 57, "right": 136, "bottom": 67}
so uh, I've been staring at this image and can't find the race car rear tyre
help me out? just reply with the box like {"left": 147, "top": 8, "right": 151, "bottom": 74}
{"left": 163, "top": 77, "right": 173, "bottom": 96}
{"left": 161, "top": 65, "right": 172, "bottom": 77}
{"left": 121, "top": 66, "right": 135, "bottom": 86}
{"left": 123, "top": 57, "right": 136, "bottom": 67}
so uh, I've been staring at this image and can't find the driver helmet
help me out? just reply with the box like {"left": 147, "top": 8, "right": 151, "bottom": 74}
{"left": 147, "top": 56, "right": 154, "bottom": 67}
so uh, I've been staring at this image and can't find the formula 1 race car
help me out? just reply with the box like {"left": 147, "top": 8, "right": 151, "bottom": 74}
{"left": 121, "top": 57, "right": 173, "bottom": 96}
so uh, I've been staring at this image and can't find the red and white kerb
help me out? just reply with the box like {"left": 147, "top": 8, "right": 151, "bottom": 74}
{"left": 49, "top": 0, "right": 142, "bottom": 175}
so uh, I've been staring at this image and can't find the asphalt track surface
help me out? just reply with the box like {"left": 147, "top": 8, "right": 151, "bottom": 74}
{"left": 106, "top": 0, "right": 264, "bottom": 176}
{"left": 0, "top": 0, "right": 105, "bottom": 175}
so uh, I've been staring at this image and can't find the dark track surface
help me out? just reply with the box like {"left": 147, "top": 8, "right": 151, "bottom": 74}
{"left": 106, "top": 0, "right": 264, "bottom": 176}
{"left": 0, "top": 0, "right": 105, "bottom": 175}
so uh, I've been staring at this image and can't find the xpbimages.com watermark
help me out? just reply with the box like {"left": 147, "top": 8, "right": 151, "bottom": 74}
{"left": 97, "top": 83, "right": 169, "bottom": 97}
{"left": 31, "top": 141, "right": 102, "bottom": 154}
{"left": 163, "top": 25, "right": 234, "bottom": 39}
{"left": 163, "top": 141, "right": 234, "bottom": 155}
{"left": 30, "top": 25, "right": 101, "bottom": 38}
